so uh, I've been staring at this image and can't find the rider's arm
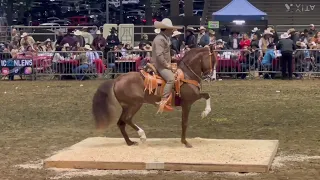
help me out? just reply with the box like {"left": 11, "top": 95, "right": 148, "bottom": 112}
{"left": 155, "top": 39, "right": 171, "bottom": 69}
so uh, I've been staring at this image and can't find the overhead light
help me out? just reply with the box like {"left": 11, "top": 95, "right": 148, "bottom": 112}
{"left": 233, "top": 20, "right": 245, "bottom": 25}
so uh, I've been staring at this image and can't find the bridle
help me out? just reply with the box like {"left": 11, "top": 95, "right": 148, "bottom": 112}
{"left": 180, "top": 48, "right": 214, "bottom": 89}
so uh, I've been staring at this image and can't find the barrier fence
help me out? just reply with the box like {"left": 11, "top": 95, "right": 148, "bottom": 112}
{"left": 1, "top": 49, "right": 320, "bottom": 81}
{"left": 0, "top": 51, "right": 104, "bottom": 80}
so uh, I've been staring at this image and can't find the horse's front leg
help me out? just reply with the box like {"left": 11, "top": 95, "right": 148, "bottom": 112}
{"left": 181, "top": 103, "right": 192, "bottom": 148}
{"left": 200, "top": 93, "right": 211, "bottom": 119}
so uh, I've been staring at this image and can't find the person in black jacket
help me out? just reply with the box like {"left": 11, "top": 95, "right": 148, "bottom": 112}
{"left": 171, "top": 30, "right": 182, "bottom": 55}
{"left": 277, "top": 32, "right": 297, "bottom": 80}
{"left": 185, "top": 27, "right": 196, "bottom": 49}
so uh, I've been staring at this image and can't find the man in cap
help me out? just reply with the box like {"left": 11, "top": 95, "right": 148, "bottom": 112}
{"left": 151, "top": 18, "right": 183, "bottom": 112}
{"left": 197, "top": 26, "right": 210, "bottom": 47}
{"left": 309, "top": 24, "right": 317, "bottom": 37}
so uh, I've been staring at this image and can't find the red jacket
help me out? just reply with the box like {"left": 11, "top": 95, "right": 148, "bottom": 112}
{"left": 239, "top": 39, "right": 251, "bottom": 49}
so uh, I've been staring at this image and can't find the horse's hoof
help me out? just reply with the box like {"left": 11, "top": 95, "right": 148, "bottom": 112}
{"left": 127, "top": 141, "right": 139, "bottom": 146}
{"left": 140, "top": 138, "right": 147, "bottom": 143}
{"left": 181, "top": 140, "right": 193, "bottom": 148}
{"left": 185, "top": 143, "right": 193, "bottom": 148}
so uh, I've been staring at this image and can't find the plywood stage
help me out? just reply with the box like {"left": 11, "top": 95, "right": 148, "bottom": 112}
{"left": 44, "top": 137, "right": 279, "bottom": 173}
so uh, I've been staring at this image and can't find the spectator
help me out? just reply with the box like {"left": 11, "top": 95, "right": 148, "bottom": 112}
{"left": 250, "top": 27, "right": 260, "bottom": 39}
{"left": 20, "top": 32, "right": 35, "bottom": 49}
{"left": 309, "top": 24, "right": 317, "bottom": 37}
{"left": 92, "top": 30, "right": 106, "bottom": 51}
{"left": 60, "top": 30, "right": 77, "bottom": 47}
{"left": 197, "top": 26, "right": 210, "bottom": 47}
{"left": 227, "top": 30, "right": 240, "bottom": 50}
{"left": 81, "top": 27, "right": 93, "bottom": 45}
{"left": 73, "top": 30, "right": 85, "bottom": 47}
{"left": 277, "top": 32, "right": 296, "bottom": 80}
{"left": 259, "top": 30, "right": 273, "bottom": 55}
{"left": 56, "top": 30, "right": 64, "bottom": 46}
{"left": 185, "top": 27, "right": 196, "bottom": 49}
{"left": 171, "top": 30, "right": 182, "bottom": 55}
{"left": 72, "top": 47, "right": 89, "bottom": 80}
{"left": 288, "top": 28, "right": 300, "bottom": 45}
{"left": 208, "top": 30, "right": 216, "bottom": 45}
{"left": 239, "top": 33, "right": 251, "bottom": 49}
{"left": 261, "top": 43, "right": 276, "bottom": 79}
{"left": 139, "top": 34, "right": 151, "bottom": 50}
{"left": 106, "top": 27, "right": 120, "bottom": 48}
{"left": 250, "top": 33, "right": 260, "bottom": 48}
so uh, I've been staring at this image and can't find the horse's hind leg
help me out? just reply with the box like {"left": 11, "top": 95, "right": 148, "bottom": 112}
{"left": 118, "top": 103, "right": 145, "bottom": 146}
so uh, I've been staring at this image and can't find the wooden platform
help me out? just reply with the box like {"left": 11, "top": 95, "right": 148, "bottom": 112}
{"left": 44, "top": 137, "right": 279, "bottom": 173}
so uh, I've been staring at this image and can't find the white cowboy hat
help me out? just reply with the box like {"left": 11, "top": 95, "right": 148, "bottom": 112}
{"left": 154, "top": 18, "right": 183, "bottom": 29}
{"left": 172, "top": 30, "right": 182, "bottom": 37}
{"left": 216, "top": 39, "right": 224, "bottom": 43}
{"left": 84, "top": 44, "right": 92, "bottom": 50}
{"left": 263, "top": 30, "right": 273, "bottom": 35}
{"left": 186, "top": 27, "right": 196, "bottom": 31}
{"left": 280, "top": 32, "right": 291, "bottom": 39}
{"left": 96, "top": 30, "right": 101, "bottom": 34}
{"left": 251, "top": 27, "right": 259, "bottom": 32}
{"left": 74, "top": 30, "right": 82, "bottom": 36}
{"left": 45, "top": 38, "right": 51, "bottom": 42}
{"left": 310, "top": 24, "right": 315, "bottom": 27}
{"left": 63, "top": 43, "right": 70, "bottom": 47}
{"left": 154, "top": 28, "right": 160, "bottom": 34}
{"left": 199, "top": 26, "right": 206, "bottom": 30}
{"left": 21, "top": 32, "right": 28, "bottom": 38}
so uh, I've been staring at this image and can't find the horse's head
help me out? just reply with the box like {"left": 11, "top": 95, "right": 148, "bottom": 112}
{"left": 179, "top": 46, "right": 216, "bottom": 81}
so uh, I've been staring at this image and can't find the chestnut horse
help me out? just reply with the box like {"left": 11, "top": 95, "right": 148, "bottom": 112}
{"left": 92, "top": 47, "right": 217, "bottom": 148}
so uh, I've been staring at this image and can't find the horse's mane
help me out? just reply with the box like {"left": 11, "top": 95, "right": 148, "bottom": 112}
{"left": 178, "top": 47, "right": 209, "bottom": 65}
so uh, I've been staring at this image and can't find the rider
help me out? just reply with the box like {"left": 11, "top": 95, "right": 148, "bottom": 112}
{"left": 151, "top": 18, "right": 182, "bottom": 112}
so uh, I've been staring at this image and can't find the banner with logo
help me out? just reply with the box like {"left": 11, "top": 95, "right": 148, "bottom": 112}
{"left": 0, "top": 59, "right": 33, "bottom": 76}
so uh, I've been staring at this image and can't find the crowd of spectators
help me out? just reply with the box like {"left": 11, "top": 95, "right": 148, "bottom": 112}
{"left": 1, "top": 24, "right": 320, "bottom": 80}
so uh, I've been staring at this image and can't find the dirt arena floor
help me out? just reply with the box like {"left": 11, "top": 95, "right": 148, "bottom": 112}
{"left": 1, "top": 80, "right": 320, "bottom": 180}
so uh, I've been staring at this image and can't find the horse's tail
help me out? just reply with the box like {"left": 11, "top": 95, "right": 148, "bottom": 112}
{"left": 92, "top": 79, "right": 121, "bottom": 130}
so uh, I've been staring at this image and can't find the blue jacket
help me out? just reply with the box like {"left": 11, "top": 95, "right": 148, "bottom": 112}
{"left": 261, "top": 49, "right": 276, "bottom": 66}
{"left": 198, "top": 34, "right": 210, "bottom": 47}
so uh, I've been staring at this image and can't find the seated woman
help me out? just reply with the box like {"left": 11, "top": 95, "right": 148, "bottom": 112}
{"left": 260, "top": 43, "right": 276, "bottom": 79}
{"left": 72, "top": 47, "right": 89, "bottom": 80}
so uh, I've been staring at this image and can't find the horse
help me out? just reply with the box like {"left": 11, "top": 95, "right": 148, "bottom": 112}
{"left": 92, "top": 46, "right": 217, "bottom": 148}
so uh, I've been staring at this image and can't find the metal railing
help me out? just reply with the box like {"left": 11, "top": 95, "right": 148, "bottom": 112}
{"left": 0, "top": 51, "right": 105, "bottom": 80}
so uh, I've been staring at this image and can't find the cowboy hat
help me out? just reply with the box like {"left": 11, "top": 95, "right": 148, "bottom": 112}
{"left": 44, "top": 38, "right": 51, "bottom": 42}
{"left": 110, "top": 27, "right": 117, "bottom": 31}
{"left": 84, "top": 44, "right": 92, "bottom": 50}
{"left": 21, "top": 32, "right": 28, "bottom": 38}
{"left": 280, "top": 32, "right": 291, "bottom": 39}
{"left": 287, "top": 28, "right": 296, "bottom": 34}
{"left": 172, "top": 30, "right": 182, "bottom": 37}
{"left": 310, "top": 24, "right": 315, "bottom": 27}
{"left": 267, "top": 27, "right": 274, "bottom": 32}
{"left": 199, "top": 26, "right": 206, "bottom": 30}
{"left": 96, "top": 30, "right": 102, "bottom": 34}
{"left": 63, "top": 43, "right": 70, "bottom": 47}
{"left": 143, "top": 44, "right": 152, "bottom": 51}
{"left": 154, "top": 18, "right": 183, "bottom": 29}
{"left": 154, "top": 28, "right": 160, "bottom": 34}
{"left": 216, "top": 39, "right": 224, "bottom": 44}
{"left": 74, "top": 30, "right": 82, "bottom": 36}
{"left": 263, "top": 30, "right": 273, "bottom": 35}
{"left": 208, "top": 30, "right": 215, "bottom": 35}
{"left": 251, "top": 27, "right": 259, "bottom": 32}
{"left": 186, "top": 26, "right": 196, "bottom": 31}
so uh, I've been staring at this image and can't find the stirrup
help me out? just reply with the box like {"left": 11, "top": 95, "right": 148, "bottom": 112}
{"left": 156, "top": 95, "right": 173, "bottom": 114}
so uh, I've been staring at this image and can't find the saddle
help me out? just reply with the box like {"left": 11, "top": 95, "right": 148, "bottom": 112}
{"left": 140, "top": 63, "right": 200, "bottom": 112}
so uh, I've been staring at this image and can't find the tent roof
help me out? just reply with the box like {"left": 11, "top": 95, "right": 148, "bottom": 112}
{"left": 212, "top": 0, "right": 267, "bottom": 21}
